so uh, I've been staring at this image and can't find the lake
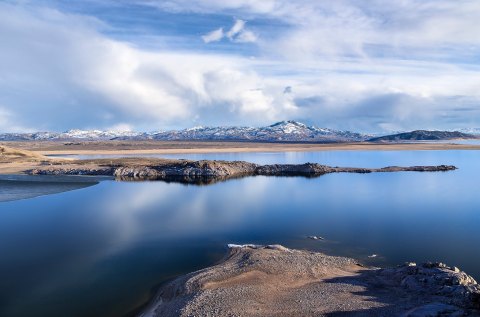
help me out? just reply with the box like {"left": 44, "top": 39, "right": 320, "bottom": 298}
{"left": 1, "top": 150, "right": 479, "bottom": 317}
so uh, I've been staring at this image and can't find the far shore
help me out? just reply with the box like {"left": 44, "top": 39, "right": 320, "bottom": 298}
{"left": 0, "top": 143, "right": 459, "bottom": 182}
{"left": 3, "top": 140, "right": 480, "bottom": 156}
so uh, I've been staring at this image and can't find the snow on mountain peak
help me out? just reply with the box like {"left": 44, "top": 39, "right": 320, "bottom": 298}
{"left": 268, "top": 121, "right": 309, "bottom": 134}
{"left": 61, "top": 129, "right": 141, "bottom": 139}
{"left": 0, "top": 121, "right": 370, "bottom": 142}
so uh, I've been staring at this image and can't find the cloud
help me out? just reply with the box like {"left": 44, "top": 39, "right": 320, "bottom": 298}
{"left": 202, "top": 19, "right": 257, "bottom": 44}
{"left": 226, "top": 19, "right": 245, "bottom": 38}
{"left": 1, "top": 1, "right": 480, "bottom": 132}
{"left": 147, "top": 0, "right": 480, "bottom": 60}
{"left": 201, "top": 27, "right": 224, "bottom": 43}
{"left": 0, "top": 4, "right": 292, "bottom": 131}
{"left": 233, "top": 29, "right": 257, "bottom": 43}
{"left": 0, "top": 107, "right": 29, "bottom": 132}
{"left": 143, "top": 0, "right": 277, "bottom": 15}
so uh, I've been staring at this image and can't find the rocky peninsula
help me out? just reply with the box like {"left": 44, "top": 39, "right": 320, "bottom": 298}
{"left": 26, "top": 159, "right": 457, "bottom": 184}
{"left": 0, "top": 144, "right": 457, "bottom": 184}
{"left": 140, "top": 245, "right": 480, "bottom": 317}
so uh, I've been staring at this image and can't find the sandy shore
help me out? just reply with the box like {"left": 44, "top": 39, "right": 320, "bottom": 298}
{"left": 3, "top": 140, "right": 480, "bottom": 156}
{"left": 140, "top": 244, "right": 480, "bottom": 317}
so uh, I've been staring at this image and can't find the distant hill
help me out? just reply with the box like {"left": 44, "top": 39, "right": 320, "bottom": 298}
{"left": 0, "top": 121, "right": 371, "bottom": 143}
{"left": 3, "top": 124, "right": 479, "bottom": 143}
{"left": 369, "top": 130, "right": 476, "bottom": 142}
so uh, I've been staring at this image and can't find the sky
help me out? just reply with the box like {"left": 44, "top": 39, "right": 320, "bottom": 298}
{"left": 1, "top": 0, "right": 480, "bottom": 133}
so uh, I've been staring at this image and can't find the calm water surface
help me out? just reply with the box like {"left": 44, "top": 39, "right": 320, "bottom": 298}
{"left": 1, "top": 150, "right": 479, "bottom": 317}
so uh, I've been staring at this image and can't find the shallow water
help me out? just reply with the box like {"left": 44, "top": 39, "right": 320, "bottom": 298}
{"left": 0, "top": 175, "right": 108, "bottom": 202}
{"left": 1, "top": 150, "right": 479, "bottom": 317}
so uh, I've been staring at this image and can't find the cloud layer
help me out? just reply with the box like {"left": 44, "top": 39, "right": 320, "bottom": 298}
{"left": 0, "top": 1, "right": 479, "bottom": 132}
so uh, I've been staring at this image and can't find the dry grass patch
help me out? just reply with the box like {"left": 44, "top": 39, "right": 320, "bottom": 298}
{"left": 0, "top": 145, "right": 49, "bottom": 162}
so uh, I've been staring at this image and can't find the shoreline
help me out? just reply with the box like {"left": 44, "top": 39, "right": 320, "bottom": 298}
{"left": 0, "top": 144, "right": 459, "bottom": 183}
{"left": 139, "top": 244, "right": 480, "bottom": 317}
{"left": 2, "top": 141, "right": 480, "bottom": 156}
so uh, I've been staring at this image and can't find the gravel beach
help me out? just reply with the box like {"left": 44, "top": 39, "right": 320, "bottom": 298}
{"left": 140, "top": 245, "right": 480, "bottom": 317}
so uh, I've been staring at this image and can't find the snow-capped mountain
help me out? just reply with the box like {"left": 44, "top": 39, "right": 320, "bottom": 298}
{"left": 135, "top": 121, "right": 370, "bottom": 142}
{"left": 0, "top": 132, "right": 62, "bottom": 141}
{"left": 60, "top": 129, "right": 143, "bottom": 139}
{"left": 0, "top": 130, "right": 144, "bottom": 141}
{"left": 457, "top": 128, "right": 480, "bottom": 135}
{"left": 0, "top": 121, "right": 370, "bottom": 142}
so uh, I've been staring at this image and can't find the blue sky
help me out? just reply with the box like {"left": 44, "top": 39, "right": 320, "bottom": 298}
{"left": 1, "top": 0, "right": 480, "bottom": 132}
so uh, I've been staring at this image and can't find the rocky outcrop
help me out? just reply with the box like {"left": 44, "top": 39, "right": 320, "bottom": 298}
{"left": 139, "top": 245, "right": 480, "bottom": 317}
{"left": 26, "top": 158, "right": 457, "bottom": 183}
{"left": 378, "top": 262, "right": 480, "bottom": 311}
{"left": 29, "top": 166, "right": 115, "bottom": 176}
{"left": 113, "top": 160, "right": 257, "bottom": 180}
{"left": 254, "top": 163, "right": 335, "bottom": 176}
{"left": 374, "top": 165, "right": 457, "bottom": 172}
{"left": 105, "top": 163, "right": 458, "bottom": 182}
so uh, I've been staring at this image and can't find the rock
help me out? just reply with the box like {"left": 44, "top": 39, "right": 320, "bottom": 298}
{"left": 227, "top": 244, "right": 262, "bottom": 249}
{"left": 228, "top": 244, "right": 291, "bottom": 252}
{"left": 255, "top": 163, "right": 334, "bottom": 176}
{"left": 29, "top": 167, "right": 114, "bottom": 176}
{"left": 264, "top": 244, "right": 290, "bottom": 252}
{"left": 114, "top": 166, "right": 162, "bottom": 179}
{"left": 24, "top": 157, "right": 458, "bottom": 183}
{"left": 379, "top": 262, "right": 480, "bottom": 309}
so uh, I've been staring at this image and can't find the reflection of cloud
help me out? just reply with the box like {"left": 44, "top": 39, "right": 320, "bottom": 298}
{"left": 93, "top": 179, "right": 273, "bottom": 251}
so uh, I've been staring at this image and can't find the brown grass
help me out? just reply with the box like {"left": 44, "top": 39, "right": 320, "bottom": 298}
{"left": 0, "top": 145, "right": 48, "bottom": 161}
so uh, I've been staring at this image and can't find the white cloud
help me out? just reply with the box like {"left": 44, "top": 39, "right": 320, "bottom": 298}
{"left": 226, "top": 19, "right": 245, "bottom": 39}
{"left": 106, "top": 123, "right": 134, "bottom": 132}
{"left": 234, "top": 30, "right": 257, "bottom": 43}
{"left": 0, "top": 4, "right": 290, "bottom": 130}
{"left": 0, "top": 107, "right": 24, "bottom": 132}
{"left": 144, "top": 0, "right": 277, "bottom": 15}
{"left": 201, "top": 27, "right": 224, "bottom": 43}
{"left": 1, "top": 1, "right": 480, "bottom": 132}
{"left": 150, "top": 0, "right": 480, "bottom": 59}
{"left": 202, "top": 19, "right": 257, "bottom": 44}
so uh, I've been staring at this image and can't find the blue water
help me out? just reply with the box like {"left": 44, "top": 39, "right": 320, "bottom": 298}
{"left": 0, "top": 150, "right": 479, "bottom": 317}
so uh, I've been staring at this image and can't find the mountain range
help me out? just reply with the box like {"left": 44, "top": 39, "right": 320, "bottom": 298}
{"left": 368, "top": 130, "right": 477, "bottom": 142}
{"left": 0, "top": 121, "right": 370, "bottom": 142}
{"left": 0, "top": 121, "right": 478, "bottom": 142}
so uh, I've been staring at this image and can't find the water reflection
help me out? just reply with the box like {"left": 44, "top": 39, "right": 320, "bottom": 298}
{"left": 0, "top": 150, "right": 479, "bottom": 317}
{"left": 0, "top": 175, "right": 105, "bottom": 202}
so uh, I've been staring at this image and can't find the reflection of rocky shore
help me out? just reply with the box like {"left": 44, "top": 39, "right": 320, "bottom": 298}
{"left": 140, "top": 245, "right": 480, "bottom": 317}
{"left": 27, "top": 158, "right": 457, "bottom": 184}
